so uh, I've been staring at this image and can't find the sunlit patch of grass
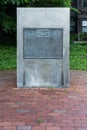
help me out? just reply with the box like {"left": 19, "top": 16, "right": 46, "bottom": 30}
{"left": 70, "top": 44, "right": 87, "bottom": 70}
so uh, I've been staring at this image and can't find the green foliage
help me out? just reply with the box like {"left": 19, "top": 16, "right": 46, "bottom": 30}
{"left": 0, "top": 0, "right": 71, "bottom": 34}
{"left": 0, "top": 38, "right": 16, "bottom": 70}
{"left": 4, "top": 0, "right": 25, "bottom": 5}
{"left": 37, "top": 118, "right": 43, "bottom": 124}
{"left": 0, "top": 0, "right": 27, "bottom": 34}
{"left": 79, "top": 32, "right": 87, "bottom": 41}
{"left": 70, "top": 33, "right": 78, "bottom": 44}
{"left": 0, "top": 45, "right": 16, "bottom": 70}
{"left": 71, "top": 7, "right": 79, "bottom": 13}
{"left": 28, "top": 0, "right": 71, "bottom": 7}
{"left": 70, "top": 44, "right": 87, "bottom": 70}
{"left": 1, "top": 14, "right": 16, "bottom": 33}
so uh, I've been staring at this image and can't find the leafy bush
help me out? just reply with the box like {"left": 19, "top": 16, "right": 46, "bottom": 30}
{"left": 70, "top": 33, "right": 78, "bottom": 44}
{"left": 79, "top": 32, "right": 87, "bottom": 41}
{"left": 0, "top": 0, "right": 71, "bottom": 35}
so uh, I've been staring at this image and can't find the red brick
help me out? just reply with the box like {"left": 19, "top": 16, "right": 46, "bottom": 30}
{"left": 61, "top": 127, "right": 75, "bottom": 130}
{"left": 0, "top": 122, "right": 25, "bottom": 127}
{"left": 2, "top": 126, "right": 16, "bottom": 130}
{"left": 0, "top": 122, "right": 11, "bottom": 126}
{"left": 47, "top": 127, "right": 60, "bottom": 130}
{"left": 10, "top": 122, "right": 25, "bottom": 126}
{"left": 32, "top": 126, "right": 46, "bottom": 130}
{"left": 76, "top": 128, "right": 87, "bottom": 130}
{"left": 40, "top": 123, "right": 53, "bottom": 126}
{"left": 0, "top": 70, "right": 87, "bottom": 129}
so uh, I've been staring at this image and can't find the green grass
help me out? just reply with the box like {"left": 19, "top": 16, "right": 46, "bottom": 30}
{"left": 70, "top": 43, "right": 87, "bottom": 70}
{"left": 0, "top": 37, "right": 16, "bottom": 70}
{"left": 0, "top": 45, "right": 16, "bottom": 70}
{"left": 37, "top": 118, "right": 43, "bottom": 124}
{"left": 0, "top": 37, "right": 87, "bottom": 70}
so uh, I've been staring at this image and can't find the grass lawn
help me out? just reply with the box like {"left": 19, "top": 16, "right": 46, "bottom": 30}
{"left": 0, "top": 38, "right": 16, "bottom": 70}
{"left": 0, "top": 38, "right": 87, "bottom": 70}
{"left": 70, "top": 43, "right": 87, "bottom": 70}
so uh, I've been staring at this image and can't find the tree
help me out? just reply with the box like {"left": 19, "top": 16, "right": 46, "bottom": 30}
{"left": 27, "top": 0, "right": 71, "bottom": 7}
{"left": 0, "top": 0, "right": 25, "bottom": 35}
{"left": 0, "top": 0, "right": 71, "bottom": 36}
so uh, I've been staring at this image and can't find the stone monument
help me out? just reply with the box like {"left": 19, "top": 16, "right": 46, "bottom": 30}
{"left": 17, "top": 8, "right": 70, "bottom": 88}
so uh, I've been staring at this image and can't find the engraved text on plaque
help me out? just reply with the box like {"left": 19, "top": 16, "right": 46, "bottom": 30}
{"left": 23, "top": 28, "right": 63, "bottom": 59}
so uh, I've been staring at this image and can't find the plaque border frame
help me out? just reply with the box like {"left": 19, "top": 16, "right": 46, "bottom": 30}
{"left": 23, "top": 28, "right": 63, "bottom": 59}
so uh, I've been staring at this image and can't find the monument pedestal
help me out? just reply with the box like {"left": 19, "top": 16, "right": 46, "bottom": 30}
{"left": 17, "top": 8, "right": 70, "bottom": 88}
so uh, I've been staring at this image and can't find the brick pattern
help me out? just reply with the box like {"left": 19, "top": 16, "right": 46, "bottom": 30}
{"left": 32, "top": 127, "right": 46, "bottom": 130}
{"left": 17, "top": 126, "right": 31, "bottom": 130}
{"left": 61, "top": 127, "right": 75, "bottom": 130}
{"left": 0, "top": 70, "right": 87, "bottom": 130}
{"left": 47, "top": 127, "right": 60, "bottom": 130}
{"left": 2, "top": 126, "right": 16, "bottom": 130}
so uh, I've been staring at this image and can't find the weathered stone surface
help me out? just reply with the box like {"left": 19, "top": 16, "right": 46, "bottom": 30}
{"left": 17, "top": 8, "right": 70, "bottom": 88}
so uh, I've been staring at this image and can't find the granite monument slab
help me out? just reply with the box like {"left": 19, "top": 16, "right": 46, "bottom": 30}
{"left": 17, "top": 8, "right": 70, "bottom": 88}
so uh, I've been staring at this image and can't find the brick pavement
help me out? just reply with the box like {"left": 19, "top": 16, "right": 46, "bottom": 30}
{"left": 0, "top": 70, "right": 87, "bottom": 130}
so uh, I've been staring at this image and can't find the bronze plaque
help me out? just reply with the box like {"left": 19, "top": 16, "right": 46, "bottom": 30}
{"left": 23, "top": 28, "right": 63, "bottom": 59}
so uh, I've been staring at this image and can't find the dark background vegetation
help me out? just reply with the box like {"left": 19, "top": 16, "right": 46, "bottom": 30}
{"left": 0, "top": 0, "right": 71, "bottom": 39}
